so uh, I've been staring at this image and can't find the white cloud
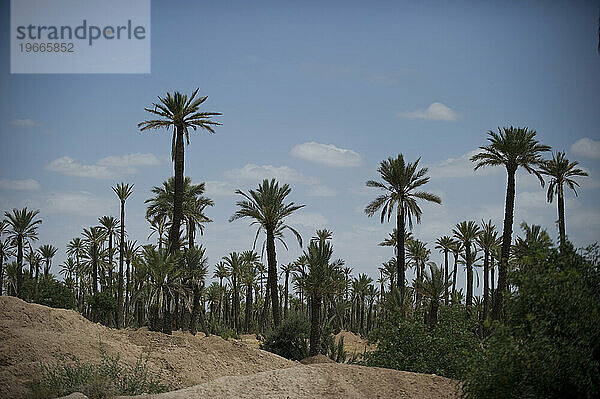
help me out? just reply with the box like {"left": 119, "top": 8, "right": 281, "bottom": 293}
{"left": 428, "top": 149, "right": 500, "bottom": 179}
{"left": 397, "top": 102, "right": 460, "bottom": 122}
{"left": 291, "top": 142, "right": 362, "bottom": 167}
{"left": 570, "top": 137, "right": 600, "bottom": 159}
{"left": 0, "top": 178, "right": 41, "bottom": 191}
{"left": 26, "top": 191, "right": 116, "bottom": 216}
{"left": 46, "top": 153, "right": 163, "bottom": 179}
{"left": 287, "top": 212, "right": 329, "bottom": 228}
{"left": 205, "top": 181, "right": 236, "bottom": 197}
{"left": 11, "top": 119, "right": 39, "bottom": 127}
{"left": 306, "top": 185, "right": 336, "bottom": 197}
{"left": 224, "top": 164, "right": 318, "bottom": 185}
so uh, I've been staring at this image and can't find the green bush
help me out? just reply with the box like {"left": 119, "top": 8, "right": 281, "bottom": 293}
{"left": 362, "top": 305, "right": 483, "bottom": 380}
{"left": 88, "top": 292, "right": 117, "bottom": 325}
{"left": 260, "top": 312, "right": 309, "bottom": 360}
{"left": 22, "top": 275, "right": 76, "bottom": 309}
{"left": 463, "top": 244, "right": 600, "bottom": 399}
{"left": 27, "top": 345, "right": 169, "bottom": 399}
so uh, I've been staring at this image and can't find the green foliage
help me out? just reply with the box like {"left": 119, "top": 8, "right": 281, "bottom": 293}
{"left": 23, "top": 275, "right": 76, "bottom": 309}
{"left": 209, "top": 319, "right": 239, "bottom": 340}
{"left": 362, "top": 305, "right": 482, "bottom": 380}
{"left": 463, "top": 244, "right": 600, "bottom": 399}
{"left": 27, "top": 345, "right": 169, "bottom": 399}
{"left": 88, "top": 292, "right": 117, "bottom": 325}
{"left": 260, "top": 312, "right": 309, "bottom": 361}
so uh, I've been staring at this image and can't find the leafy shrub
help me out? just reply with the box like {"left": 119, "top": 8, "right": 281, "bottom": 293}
{"left": 463, "top": 244, "right": 600, "bottom": 399}
{"left": 22, "top": 275, "right": 76, "bottom": 309}
{"left": 209, "top": 319, "right": 239, "bottom": 340}
{"left": 260, "top": 312, "right": 309, "bottom": 360}
{"left": 362, "top": 305, "right": 483, "bottom": 380}
{"left": 88, "top": 292, "right": 117, "bottom": 325}
{"left": 27, "top": 345, "right": 169, "bottom": 399}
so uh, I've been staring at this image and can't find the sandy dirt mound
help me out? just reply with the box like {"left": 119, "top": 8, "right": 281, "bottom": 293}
{"left": 299, "top": 354, "right": 335, "bottom": 364}
{"left": 117, "top": 363, "right": 461, "bottom": 399}
{"left": 0, "top": 296, "right": 294, "bottom": 399}
{"left": 335, "top": 330, "right": 375, "bottom": 355}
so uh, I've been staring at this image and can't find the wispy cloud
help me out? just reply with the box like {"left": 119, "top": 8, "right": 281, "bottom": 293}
{"left": 428, "top": 149, "right": 499, "bottom": 179}
{"left": 291, "top": 142, "right": 362, "bottom": 167}
{"left": 46, "top": 153, "right": 163, "bottom": 179}
{"left": 205, "top": 181, "right": 236, "bottom": 197}
{"left": 286, "top": 212, "right": 329, "bottom": 228}
{"left": 10, "top": 119, "right": 39, "bottom": 127}
{"left": 306, "top": 185, "right": 336, "bottom": 197}
{"left": 224, "top": 164, "right": 319, "bottom": 185}
{"left": 0, "top": 178, "right": 41, "bottom": 191}
{"left": 398, "top": 102, "right": 460, "bottom": 122}
{"left": 570, "top": 137, "right": 600, "bottom": 159}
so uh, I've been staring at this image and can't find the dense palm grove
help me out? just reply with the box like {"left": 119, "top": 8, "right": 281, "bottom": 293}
{"left": 1, "top": 90, "right": 598, "bottom": 398}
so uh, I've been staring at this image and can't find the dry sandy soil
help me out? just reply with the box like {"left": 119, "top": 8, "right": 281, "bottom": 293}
{"left": 1, "top": 296, "right": 461, "bottom": 399}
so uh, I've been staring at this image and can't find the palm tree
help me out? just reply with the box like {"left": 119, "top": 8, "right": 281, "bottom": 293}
{"left": 241, "top": 250, "right": 260, "bottom": 332}
{"left": 298, "top": 229, "right": 344, "bottom": 355}
{"left": 124, "top": 240, "right": 140, "bottom": 324}
{"left": 539, "top": 152, "right": 588, "bottom": 248}
{"left": 213, "top": 261, "right": 229, "bottom": 321}
{"left": 415, "top": 263, "right": 452, "bottom": 330}
{"left": 183, "top": 245, "right": 209, "bottom": 335}
{"left": 230, "top": 179, "right": 304, "bottom": 327}
{"left": 435, "top": 236, "right": 454, "bottom": 306}
{"left": 38, "top": 244, "right": 58, "bottom": 277}
{"left": 98, "top": 216, "right": 119, "bottom": 294}
{"left": 471, "top": 126, "right": 550, "bottom": 320}
{"left": 476, "top": 220, "right": 498, "bottom": 321}
{"left": 450, "top": 240, "right": 462, "bottom": 301}
{"left": 280, "top": 262, "right": 294, "bottom": 319}
{"left": 223, "top": 252, "right": 243, "bottom": 332}
{"left": 4, "top": 207, "right": 42, "bottom": 297}
{"left": 82, "top": 226, "right": 106, "bottom": 294}
{"left": 67, "top": 237, "right": 84, "bottom": 306}
{"left": 139, "top": 89, "right": 221, "bottom": 254}
{"left": 511, "top": 222, "right": 553, "bottom": 269}
{"left": 0, "top": 230, "right": 13, "bottom": 296}
{"left": 112, "top": 183, "right": 134, "bottom": 329}
{"left": 147, "top": 215, "right": 168, "bottom": 249}
{"left": 365, "top": 154, "right": 441, "bottom": 299}
{"left": 453, "top": 221, "right": 481, "bottom": 311}
{"left": 145, "top": 177, "right": 214, "bottom": 249}
{"left": 406, "top": 239, "right": 429, "bottom": 311}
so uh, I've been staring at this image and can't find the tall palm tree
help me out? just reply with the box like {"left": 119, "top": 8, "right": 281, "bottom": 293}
{"left": 147, "top": 215, "right": 168, "bottom": 249}
{"left": 365, "top": 154, "right": 441, "bottom": 299}
{"left": 450, "top": 240, "right": 462, "bottom": 301}
{"left": 280, "top": 262, "right": 294, "bottom": 319}
{"left": 471, "top": 126, "right": 550, "bottom": 320}
{"left": 230, "top": 178, "right": 304, "bottom": 327}
{"left": 415, "top": 263, "right": 452, "bottom": 330}
{"left": 213, "top": 261, "right": 229, "bottom": 321}
{"left": 435, "top": 236, "right": 454, "bottom": 306}
{"left": 112, "top": 183, "right": 134, "bottom": 329}
{"left": 145, "top": 177, "right": 214, "bottom": 249}
{"left": 4, "top": 208, "right": 42, "bottom": 297}
{"left": 139, "top": 89, "right": 221, "bottom": 254}
{"left": 406, "top": 239, "right": 429, "bottom": 311}
{"left": 298, "top": 229, "right": 344, "bottom": 355}
{"left": 0, "top": 221, "right": 9, "bottom": 295}
{"left": 241, "top": 250, "right": 260, "bottom": 332}
{"left": 539, "top": 152, "right": 588, "bottom": 248}
{"left": 453, "top": 221, "right": 481, "bottom": 311}
{"left": 124, "top": 240, "right": 140, "bottom": 325}
{"left": 38, "top": 244, "right": 58, "bottom": 277}
{"left": 183, "top": 245, "right": 209, "bottom": 335}
{"left": 82, "top": 226, "right": 106, "bottom": 294}
{"left": 67, "top": 237, "right": 84, "bottom": 306}
{"left": 223, "top": 252, "right": 243, "bottom": 332}
{"left": 98, "top": 216, "right": 119, "bottom": 294}
{"left": 476, "top": 220, "right": 498, "bottom": 321}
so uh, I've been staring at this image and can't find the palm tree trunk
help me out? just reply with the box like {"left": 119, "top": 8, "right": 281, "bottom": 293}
{"left": 190, "top": 283, "right": 201, "bottom": 335}
{"left": 266, "top": 228, "right": 281, "bottom": 326}
{"left": 309, "top": 295, "right": 321, "bottom": 356}
{"left": 493, "top": 168, "right": 516, "bottom": 321}
{"left": 483, "top": 249, "right": 489, "bottom": 320}
{"left": 125, "top": 260, "right": 131, "bottom": 325}
{"left": 444, "top": 250, "right": 449, "bottom": 306}
{"left": 557, "top": 184, "right": 566, "bottom": 248}
{"left": 490, "top": 257, "right": 495, "bottom": 307}
{"left": 244, "top": 284, "right": 253, "bottom": 332}
{"left": 117, "top": 201, "right": 125, "bottom": 329}
{"left": 397, "top": 206, "right": 406, "bottom": 298}
{"left": 466, "top": 243, "right": 473, "bottom": 310}
{"left": 16, "top": 237, "right": 23, "bottom": 298}
{"left": 169, "top": 125, "right": 185, "bottom": 254}
{"left": 284, "top": 271, "right": 289, "bottom": 319}
{"left": 451, "top": 251, "right": 458, "bottom": 302}
{"left": 0, "top": 255, "right": 4, "bottom": 296}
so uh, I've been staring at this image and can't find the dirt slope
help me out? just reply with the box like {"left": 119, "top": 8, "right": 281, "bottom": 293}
{"left": 118, "top": 363, "right": 461, "bottom": 399}
{"left": 0, "top": 296, "right": 294, "bottom": 399}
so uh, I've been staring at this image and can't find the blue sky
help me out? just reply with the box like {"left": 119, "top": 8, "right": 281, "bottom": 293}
{"left": 1, "top": 0, "right": 599, "bottom": 295}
